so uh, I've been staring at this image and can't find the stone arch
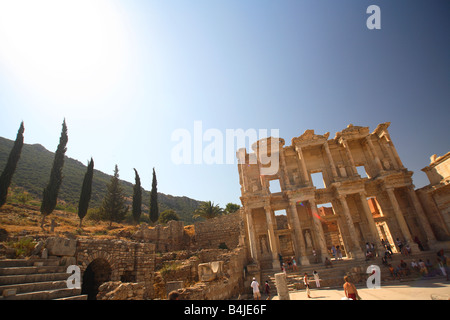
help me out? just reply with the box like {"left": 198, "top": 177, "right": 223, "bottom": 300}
{"left": 81, "top": 257, "right": 112, "bottom": 300}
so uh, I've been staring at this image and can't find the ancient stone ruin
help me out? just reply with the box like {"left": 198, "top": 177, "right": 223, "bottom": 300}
{"left": 236, "top": 123, "right": 449, "bottom": 270}
{"left": 1, "top": 122, "right": 449, "bottom": 300}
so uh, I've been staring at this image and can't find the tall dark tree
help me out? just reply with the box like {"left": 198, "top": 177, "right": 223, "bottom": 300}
{"left": 0, "top": 121, "right": 25, "bottom": 207}
{"left": 40, "top": 119, "right": 68, "bottom": 229}
{"left": 132, "top": 168, "right": 142, "bottom": 225}
{"left": 77, "top": 158, "right": 94, "bottom": 228}
{"left": 101, "top": 164, "right": 128, "bottom": 227}
{"left": 149, "top": 167, "right": 159, "bottom": 224}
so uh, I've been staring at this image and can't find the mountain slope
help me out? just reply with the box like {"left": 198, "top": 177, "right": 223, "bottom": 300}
{"left": 0, "top": 136, "right": 202, "bottom": 224}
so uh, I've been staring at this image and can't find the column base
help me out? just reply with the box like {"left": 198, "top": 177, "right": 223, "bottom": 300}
{"left": 299, "top": 256, "right": 310, "bottom": 266}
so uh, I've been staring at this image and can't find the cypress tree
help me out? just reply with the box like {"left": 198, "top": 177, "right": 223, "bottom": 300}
{"left": 132, "top": 168, "right": 142, "bottom": 225}
{"left": 0, "top": 121, "right": 25, "bottom": 207}
{"left": 78, "top": 158, "right": 94, "bottom": 228}
{"left": 101, "top": 164, "right": 128, "bottom": 227}
{"left": 40, "top": 119, "right": 68, "bottom": 229}
{"left": 149, "top": 167, "right": 159, "bottom": 224}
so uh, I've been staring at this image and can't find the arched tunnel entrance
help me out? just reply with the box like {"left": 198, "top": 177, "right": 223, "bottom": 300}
{"left": 81, "top": 258, "right": 112, "bottom": 300}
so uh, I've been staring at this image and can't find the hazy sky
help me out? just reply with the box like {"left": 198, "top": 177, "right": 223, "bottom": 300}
{"left": 0, "top": 0, "right": 448, "bottom": 207}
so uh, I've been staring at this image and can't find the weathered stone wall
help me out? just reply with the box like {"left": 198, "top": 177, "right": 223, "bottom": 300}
{"left": 192, "top": 211, "right": 245, "bottom": 250}
{"left": 175, "top": 247, "right": 248, "bottom": 300}
{"left": 132, "top": 220, "right": 187, "bottom": 252}
{"left": 76, "top": 238, "right": 157, "bottom": 298}
{"left": 131, "top": 211, "right": 245, "bottom": 253}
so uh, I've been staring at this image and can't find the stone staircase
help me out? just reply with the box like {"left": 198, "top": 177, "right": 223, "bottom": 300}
{"left": 262, "top": 251, "right": 448, "bottom": 294}
{"left": 0, "top": 258, "right": 87, "bottom": 300}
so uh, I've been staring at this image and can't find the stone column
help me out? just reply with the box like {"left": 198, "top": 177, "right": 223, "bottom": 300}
{"left": 338, "top": 195, "right": 364, "bottom": 259}
{"left": 365, "top": 136, "right": 384, "bottom": 172}
{"left": 295, "top": 146, "right": 310, "bottom": 184}
{"left": 407, "top": 186, "right": 437, "bottom": 247}
{"left": 359, "top": 192, "right": 381, "bottom": 251}
{"left": 341, "top": 139, "right": 358, "bottom": 176}
{"left": 385, "top": 188, "right": 418, "bottom": 251}
{"left": 245, "top": 208, "right": 259, "bottom": 263}
{"left": 308, "top": 199, "right": 330, "bottom": 262}
{"left": 384, "top": 134, "right": 404, "bottom": 169}
{"left": 287, "top": 200, "right": 310, "bottom": 265}
{"left": 279, "top": 149, "right": 290, "bottom": 189}
{"left": 264, "top": 205, "right": 281, "bottom": 269}
{"left": 379, "top": 137, "right": 399, "bottom": 170}
{"left": 274, "top": 273, "right": 290, "bottom": 300}
{"left": 323, "top": 142, "right": 338, "bottom": 179}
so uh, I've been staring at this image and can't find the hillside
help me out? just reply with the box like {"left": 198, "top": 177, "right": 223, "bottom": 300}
{"left": 0, "top": 136, "right": 202, "bottom": 224}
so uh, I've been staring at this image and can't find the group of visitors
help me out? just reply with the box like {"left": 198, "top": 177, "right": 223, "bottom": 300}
{"left": 382, "top": 248, "right": 449, "bottom": 281}
{"left": 365, "top": 242, "right": 377, "bottom": 260}
{"left": 250, "top": 277, "right": 271, "bottom": 300}
{"left": 330, "top": 245, "right": 343, "bottom": 261}
{"left": 278, "top": 254, "right": 298, "bottom": 273}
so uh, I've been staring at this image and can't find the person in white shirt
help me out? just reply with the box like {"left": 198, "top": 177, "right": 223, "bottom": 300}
{"left": 250, "top": 277, "right": 261, "bottom": 300}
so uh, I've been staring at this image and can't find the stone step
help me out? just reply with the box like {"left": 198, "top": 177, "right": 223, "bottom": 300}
{"left": 0, "top": 258, "right": 60, "bottom": 268}
{"left": 263, "top": 251, "right": 447, "bottom": 294}
{"left": 0, "top": 287, "right": 82, "bottom": 300}
{"left": 0, "top": 272, "right": 69, "bottom": 286}
{"left": 0, "top": 265, "right": 67, "bottom": 276}
{"left": 55, "top": 294, "right": 88, "bottom": 300}
{"left": 0, "top": 280, "right": 68, "bottom": 295}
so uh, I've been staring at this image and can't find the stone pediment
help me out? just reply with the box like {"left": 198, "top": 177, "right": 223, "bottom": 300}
{"left": 291, "top": 129, "right": 330, "bottom": 147}
{"left": 334, "top": 124, "right": 370, "bottom": 141}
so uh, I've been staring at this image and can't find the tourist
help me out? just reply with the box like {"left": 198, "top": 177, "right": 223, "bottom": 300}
{"left": 401, "top": 244, "right": 410, "bottom": 256}
{"left": 292, "top": 257, "right": 298, "bottom": 271}
{"left": 303, "top": 273, "right": 311, "bottom": 298}
{"left": 343, "top": 275, "right": 359, "bottom": 300}
{"left": 396, "top": 238, "right": 403, "bottom": 253}
{"left": 278, "top": 253, "right": 283, "bottom": 269}
{"left": 324, "top": 257, "right": 333, "bottom": 268}
{"left": 411, "top": 260, "right": 420, "bottom": 273}
{"left": 287, "top": 258, "right": 292, "bottom": 271}
{"left": 418, "top": 259, "right": 428, "bottom": 276}
{"left": 385, "top": 242, "right": 393, "bottom": 255}
{"left": 437, "top": 259, "right": 448, "bottom": 280}
{"left": 264, "top": 280, "right": 271, "bottom": 299}
{"left": 313, "top": 270, "right": 320, "bottom": 288}
{"left": 414, "top": 236, "right": 424, "bottom": 251}
{"left": 312, "top": 248, "right": 318, "bottom": 263}
{"left": 400, "top": 260, "right": 410, "bottom": 276}
{"left": 425, "top": 259, "right": 434, "bottom": 275}
{"left": 381, "top": 255, "right": 388, "bottom": 267}
{"left": 331, "top": 245, "right": 337, "bottom": 260}
{"left": 250, "top": 277, "right": 261, "bottom": 300}
{"left": 336, "top": 246, "right": 343, "bottom": 260}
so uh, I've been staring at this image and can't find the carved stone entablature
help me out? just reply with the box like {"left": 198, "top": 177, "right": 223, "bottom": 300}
{"left": 335, "top": 124, "right": 370, "bottom": 142}
{"left": 285, "top": 188, "right": 316, "bottom": 202}
{"left": 376, "top": 171, "right": 414, "bottom": 191}
{"left": 331, "top": 180, "right": 366, "bottom": 196}
{"left": 291, "top": 129, "right": 330, "bottom": 148}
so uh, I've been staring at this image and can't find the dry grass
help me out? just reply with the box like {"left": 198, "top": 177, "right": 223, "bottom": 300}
{"left": 0, "top": 203, "right": 141, "bottom": 240}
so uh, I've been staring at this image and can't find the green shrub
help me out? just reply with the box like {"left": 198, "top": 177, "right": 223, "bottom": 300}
{"left": 9, "top": 237, "right": 36, "bottom": 257}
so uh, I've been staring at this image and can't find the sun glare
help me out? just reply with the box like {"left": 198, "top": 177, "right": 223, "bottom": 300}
{"left": 0, "top": 0, "right": 129, "bottom": 110}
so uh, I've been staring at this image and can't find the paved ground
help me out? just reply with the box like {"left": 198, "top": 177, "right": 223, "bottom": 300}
{"left": 272, "top": 278, "right": 450, "bottom": 300}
